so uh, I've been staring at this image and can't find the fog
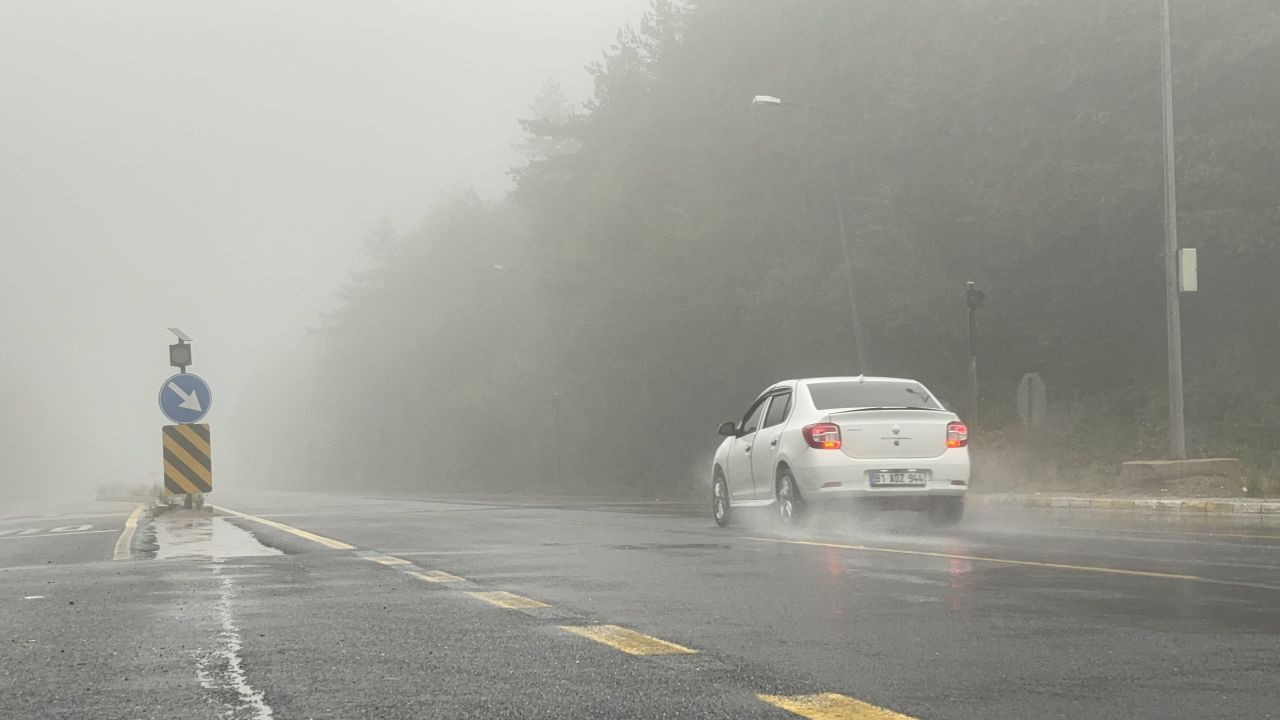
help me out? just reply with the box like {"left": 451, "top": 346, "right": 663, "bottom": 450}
{"left": 0, "top": 0, "right": 649, "bottom": 498}
{"left": 5, "top": 1, "right": 1278, "bottom": 503}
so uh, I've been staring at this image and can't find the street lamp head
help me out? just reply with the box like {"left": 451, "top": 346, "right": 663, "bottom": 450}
{"left": 751, "top": 95, "right": 783, "bottom": 107}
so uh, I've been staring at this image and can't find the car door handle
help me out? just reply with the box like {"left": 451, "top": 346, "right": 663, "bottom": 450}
{"left": 744, "top": 445, "right": 751, "bottom": 453}
{"left": 769, "top": 438, "right": 778, "bottom": 447}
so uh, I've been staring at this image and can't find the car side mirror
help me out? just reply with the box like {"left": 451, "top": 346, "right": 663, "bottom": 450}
{"left": 718, "top": 421, "right": 739, "bottom": 437}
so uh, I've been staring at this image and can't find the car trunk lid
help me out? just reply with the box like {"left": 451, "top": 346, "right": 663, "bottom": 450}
{"left": 829, "top": 408, "right": 956, "bottom": 459}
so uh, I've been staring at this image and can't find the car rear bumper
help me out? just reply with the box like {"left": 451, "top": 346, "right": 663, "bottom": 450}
{"left": 793, "top": 449, "right": 970, "bottom": 500}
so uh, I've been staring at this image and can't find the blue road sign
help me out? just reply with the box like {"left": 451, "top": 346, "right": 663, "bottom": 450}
{"left": 158, "top": 373, "right": 212, "bottom": 424}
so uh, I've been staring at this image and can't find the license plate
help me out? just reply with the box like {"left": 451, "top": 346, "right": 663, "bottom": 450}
{"left": 869, "top": 470, "right": 929, "bottom": 486}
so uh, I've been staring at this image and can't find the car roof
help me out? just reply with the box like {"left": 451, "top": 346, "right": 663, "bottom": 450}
{"left": 782, "top": 376, "right": 920, "bottom": 386}
{"left": 761, "top": 377, "right": 922, "bottom": 394}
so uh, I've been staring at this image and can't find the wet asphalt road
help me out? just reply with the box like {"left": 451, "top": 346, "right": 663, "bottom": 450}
{"left": 3, "top": 491, "right": 1279, "bottom": 719}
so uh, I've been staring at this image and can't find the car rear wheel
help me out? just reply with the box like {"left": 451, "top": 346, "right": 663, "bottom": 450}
{"left": 777, "top": 471, "right": 805, "bottom": 527}
{"left": 712, "top": 473, "right": 731, "bottom": 527}
{"left": 927, "top": 497, "right": 964, "bottom": 526}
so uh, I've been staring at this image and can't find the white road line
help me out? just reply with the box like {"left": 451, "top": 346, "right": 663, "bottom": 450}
{"left": 212, "top": 506, "right": 354, "bottom": 550}
{"left": 197, "top": 564, "right": 275, "bottom": 720}
{"left": 0, "top": 529, "right": 116, "bottom": 542}
{"left": 112, "top": 505, "right": 145, "bottom": 560}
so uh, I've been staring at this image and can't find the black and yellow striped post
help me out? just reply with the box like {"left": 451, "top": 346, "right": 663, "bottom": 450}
{"left": 162, "top": 423, "right": 212, "bottom": 496}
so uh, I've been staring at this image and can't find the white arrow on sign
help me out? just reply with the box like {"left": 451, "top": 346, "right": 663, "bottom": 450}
{"left": 167, "top": 382, "right": 203, "bottom": 412}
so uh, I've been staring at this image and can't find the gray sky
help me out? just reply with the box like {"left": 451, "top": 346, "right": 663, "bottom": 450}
{"left": 0, "top": 0, "right": 648, "bottom": 496}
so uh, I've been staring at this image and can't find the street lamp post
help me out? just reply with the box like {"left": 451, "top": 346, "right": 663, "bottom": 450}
{"left": 1159, "top": 0, "right": 1187, "bottom": 459}
{"left": 965, "top": 282, "right": 986, "bottom": 427}
{"left": 751, "top": 95, "right": 870, "bottom": 373}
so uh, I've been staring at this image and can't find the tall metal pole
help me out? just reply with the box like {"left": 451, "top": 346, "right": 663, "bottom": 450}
{"left": 965, "top": 282, "right": 984, "bottom": 428}
{"left": 1160, "top": 0, "right": 1187, "bottom": 459}
{"left": 829, "top": 172, "right": 869, "bottom": 372}
{"left": 967, "top": 308, "right": 978, "bottom": 427}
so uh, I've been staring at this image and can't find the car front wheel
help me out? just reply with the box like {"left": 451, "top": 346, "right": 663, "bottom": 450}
{"left": 712, "top": 473, "right": 731, "bottom": 527}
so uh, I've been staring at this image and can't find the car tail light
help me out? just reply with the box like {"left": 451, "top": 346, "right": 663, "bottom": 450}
{"left": 803, "top": 423, "right": 842, "bottom": 450}
{"left": 946, "top": 421, "right": 969, "bottom": 448}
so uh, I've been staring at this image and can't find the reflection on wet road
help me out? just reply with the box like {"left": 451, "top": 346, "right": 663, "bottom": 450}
{"left": 152, "top": 509, "right": 282, "bottom": 560}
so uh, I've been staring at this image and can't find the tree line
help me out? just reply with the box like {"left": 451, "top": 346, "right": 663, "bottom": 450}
{"left": 237, "top": 0, "right": 1280, "bottom": 496}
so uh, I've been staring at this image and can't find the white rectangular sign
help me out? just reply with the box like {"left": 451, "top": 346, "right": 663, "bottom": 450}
{"left": 1179, "top": 247, "right": 1198, "bottom": 292}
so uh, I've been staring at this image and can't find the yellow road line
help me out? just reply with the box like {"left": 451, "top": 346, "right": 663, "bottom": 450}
{"left": 743, "top": 536, "right": 1204, "bottom": 581}
{"left": 407, "top": 570, "right": 467, "bottom": 584}
{"left": 466, "top": 590, "right": 550, "bottom": 610}
{"left": 1058, "top": 526, "right": 1280, "bottom": 542}
{"left": 559, "top": 624, "right": 696, "bottom": 656}
{"left": 759, "top": 693, "right": 917, "bottom": 720}
{"left": 112, "top": 504, "right": 144, "bottom": 561}
{"left": 364, "top": 554, "right": 411, "bottom": 566}
{"left": 213, "top": 506, "right": 355, "bottom": 550}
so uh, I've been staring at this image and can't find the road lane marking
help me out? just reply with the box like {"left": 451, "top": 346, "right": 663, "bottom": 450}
{"left": 759, "top": 693, "right": 917, "bottom": 720}
{"left": 201, "top": 564, "right": 275, "bottom": 720}
{"left": 744, "top": 536, "right": 1205, "bottom": 580}
{"left": 1, "top": 529, "right": 115, "bottom": 542}
{"left": 363, "top": 554, "right": 411, "bottom": 566}
{"left": 466, "top": 591, "right": 550, "bottom": 610}
{"left": 112, "top": 505, "right": 144, "bottom": 560}
{"left": 742, "top": 536, "right": 1280, "bottom": 590}
{"left": 407, "top": 570, "right": 467, "bottom": 583}
{"left": 212, "top": 506, "right": 355, "bottom": 550}
{"left": 559, "top": 625, "right": 696, "bottom": 656}
{"left": 1058, "top": 526, "right": 1280, "bottom": 542}
{"left": 379, "top": 550, "right": 502, "bottom": 556}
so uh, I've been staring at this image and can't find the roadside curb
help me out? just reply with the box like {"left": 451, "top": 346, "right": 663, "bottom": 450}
{"left": 973, "top": 494, "right": 1280, "bottom": 515}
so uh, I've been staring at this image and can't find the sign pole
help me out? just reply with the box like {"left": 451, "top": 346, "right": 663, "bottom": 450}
{"left": 161, "top": 328, "right": 211, "bottom": 509}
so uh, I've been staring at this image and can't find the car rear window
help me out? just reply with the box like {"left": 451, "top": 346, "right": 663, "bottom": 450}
{"left": 807, "top": 381, "right": 942, "bottom": 410}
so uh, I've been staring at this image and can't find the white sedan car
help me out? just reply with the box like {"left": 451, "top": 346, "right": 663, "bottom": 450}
{"left": 711, "top": 376, "right": 970, "bottom": 527}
